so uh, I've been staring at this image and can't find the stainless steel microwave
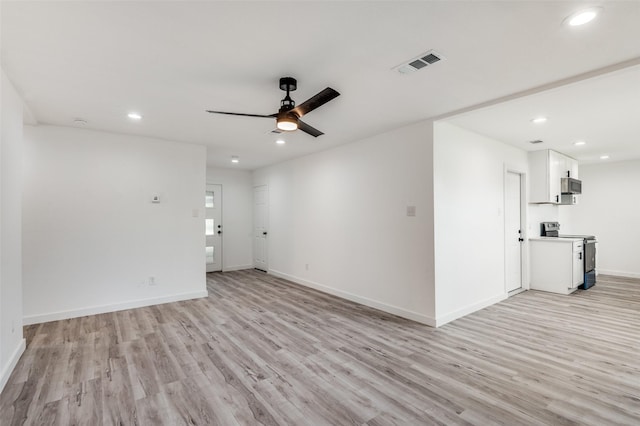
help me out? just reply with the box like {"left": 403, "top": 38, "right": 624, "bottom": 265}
{"left": 561, "top": 177, "right": 582, "bottom": 194}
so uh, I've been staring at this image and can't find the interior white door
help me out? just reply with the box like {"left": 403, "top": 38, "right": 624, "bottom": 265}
{"left": 205, "top": 184, "right": 222, "bottom": 272}
{"left": 253, "top": 185, "right": 268, "bottom": 272}
{"left": 505, "top": 171, "right": 523, "bottom": 292}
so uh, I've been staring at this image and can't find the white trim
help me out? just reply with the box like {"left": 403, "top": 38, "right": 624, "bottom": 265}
{"left": 23, "top": 290, "right": 209, "bottom": 325}
{"left": 222, "top": 264, "right": 253, "bottom": 272}
{"left": 269, "top": 269, "right": 436, "bottom": 327}
{"left": 0, "top": 338, "right": 26, "bottom": 393}
{"left": 435, "top": 293, "right": 508, "bottom": 327}
{"left": 597, "top": 269, "right": 640, "bottom": 279}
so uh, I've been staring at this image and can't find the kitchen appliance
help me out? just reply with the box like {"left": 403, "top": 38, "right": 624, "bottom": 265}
{"left": 540, "top": 221, "right": 560, "bottom": 237}
{"left": 561, "top": 177, "right": 582, "bottom": 194}
{"left": 539, "top": 222, "right": 597, "bottom": 290}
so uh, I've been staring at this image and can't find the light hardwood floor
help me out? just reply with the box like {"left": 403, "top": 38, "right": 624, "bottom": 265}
{"left": 1, "top": 271, "right": 639, "bottom": 425}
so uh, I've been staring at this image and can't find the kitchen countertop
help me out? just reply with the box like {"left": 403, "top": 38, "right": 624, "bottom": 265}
{"left": 529, "top": 237, "right": 584, "bottom": 242}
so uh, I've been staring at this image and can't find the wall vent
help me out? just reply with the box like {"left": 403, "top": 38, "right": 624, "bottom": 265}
{"left": 529, "top": 140, "right": 544, "bottom": 144}
{"left": 395, "top": 50, "right": 445, "bottom": 74}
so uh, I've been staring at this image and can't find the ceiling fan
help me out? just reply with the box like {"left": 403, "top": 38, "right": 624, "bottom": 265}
{"left": 206, "top": 77, "right": 340, "bottom": 137}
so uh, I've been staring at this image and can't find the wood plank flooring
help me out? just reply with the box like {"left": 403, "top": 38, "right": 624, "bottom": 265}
{"left": 1, "top": 271, "right": 639, "bottom": 425}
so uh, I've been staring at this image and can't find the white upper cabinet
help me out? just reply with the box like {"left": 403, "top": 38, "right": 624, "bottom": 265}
{"left": 529, "top": 149, "right": 579, "bottom": 204}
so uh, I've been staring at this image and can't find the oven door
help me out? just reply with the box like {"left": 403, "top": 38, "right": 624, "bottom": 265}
{"left": 585, "top": 240, "right": 596, "bottom": 272}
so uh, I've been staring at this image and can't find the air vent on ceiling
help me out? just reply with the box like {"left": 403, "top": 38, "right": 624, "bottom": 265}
{"left": 529, "top": 140, "right": 544, "bottom": 144}
{"left": 395, "top": 50, "right": 445, "bottom": 74}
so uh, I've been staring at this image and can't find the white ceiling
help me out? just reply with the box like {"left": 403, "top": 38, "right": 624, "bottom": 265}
{"left": 445, "top": 62, "right": 640, "bottom": 164}
{"left": 2, "top": 1, "right": 640, "bottom": 170}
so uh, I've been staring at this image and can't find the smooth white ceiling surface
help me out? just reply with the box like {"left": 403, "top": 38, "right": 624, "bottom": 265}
{"left": 2, "top": 1, "right": 640, "bottom": 169}
{"left": 446, "top": 64, "right": 640, "bottom": 164}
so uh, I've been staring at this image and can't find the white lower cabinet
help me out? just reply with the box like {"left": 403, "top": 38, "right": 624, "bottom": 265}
{"left": 530, "top": 238, "right": 584, "bottom": 294}
{"left": 572, "top": 248, "right": 584, "bottom": 288}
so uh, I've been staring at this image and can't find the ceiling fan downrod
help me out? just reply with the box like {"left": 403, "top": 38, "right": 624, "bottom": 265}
{"left": 279, "top": 77, "right": 297, "bottom": 112}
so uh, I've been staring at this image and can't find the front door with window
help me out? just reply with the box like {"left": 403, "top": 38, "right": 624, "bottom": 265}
{"left": 205, "top": 184, "right": 222, "bottom": 272}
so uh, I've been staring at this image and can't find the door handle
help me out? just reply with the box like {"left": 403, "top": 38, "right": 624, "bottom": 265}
{"left": 263, "top": 231, "right": 268, "bottom": 236}
{"left": 217, "top": 230, "right": 222, "bottom": 235}
{"left": 518, "top": 238, "right": 524, "bottom": 242}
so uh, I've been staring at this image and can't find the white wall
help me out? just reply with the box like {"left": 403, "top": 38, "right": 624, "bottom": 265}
{"left": 562, "top": 160, "right": 640, "bottom": 278}
{"left": 22, "top": 125, "right": 207, "bottom": 324}
{"left": 0, "top": 69, "right": 26, "bottom": 393}
{"left": 433, "top": 122, "right": 528, "bottom": 325}
{"left": 529, "top": 203, "right": 560, "bottom": 237}
{"left": 206, "top": 167, "right": 253, "bottom": 271}
{"left": 254, "top": 121, "right": 436, "bottom": 325}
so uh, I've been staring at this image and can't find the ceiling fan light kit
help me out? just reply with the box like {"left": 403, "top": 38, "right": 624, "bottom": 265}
{"left": 207, "top": 77, "right": 340, "bottom": 138}
{"left": 276, "top": 114, "right": 298, "bottom": 131}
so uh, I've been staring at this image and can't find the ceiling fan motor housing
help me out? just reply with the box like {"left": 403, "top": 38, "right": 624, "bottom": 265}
{"left": 279, "top": 77, "right": 297, "bottom": 92}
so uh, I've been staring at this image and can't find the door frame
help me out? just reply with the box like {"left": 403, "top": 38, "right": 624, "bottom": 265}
{"left": 503, "top": 165, "right": 528, "bottom": 294}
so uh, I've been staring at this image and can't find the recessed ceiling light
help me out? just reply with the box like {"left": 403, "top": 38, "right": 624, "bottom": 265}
{"left": 531, "top": 116, "right": 547, "bottom": 124}
{"left": 275, "top": 139, "right": 286, "bottom": 145}
{"left": 231, "top": 156, "right": 239, "bottom": 163}
{"left": 127, "top": 112, "right": 142, "bottom": 120}
{"left": 600, "top": 155, "right": 609, "bottom": 160}
{"left": 565, "top": 7, "right": 602, "bottom": 27}
{"left": 574, "top": 141, "right": 587, "bottom": 146}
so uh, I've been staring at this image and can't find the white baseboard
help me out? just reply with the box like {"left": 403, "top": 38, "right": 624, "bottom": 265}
{"left": 268, "top": 269, "right": 437, "bottom": 327}
{"left": 23, "top": 290, "right": 209, "bottom": 326}
{"left": 435, "top": 293, "right": 508, "bottom": 327}
{"left": 222, "top": 264, "right": 253, "bottom": 272}
{"left": 0, "top": 338, "right": 26, "bottom": 394}
{"left": 597, "top": 269, "right": 640, "bottom": 279}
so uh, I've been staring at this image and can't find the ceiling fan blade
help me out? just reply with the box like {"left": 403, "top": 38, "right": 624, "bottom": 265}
{"left": 206, "top": 110, "right": 277, "bottom": 119}
{"left": 297, "top": 120, "right": 324, "bottom": 137}
{"left": 291, "top": 88, "right": 340, "bottom": 117}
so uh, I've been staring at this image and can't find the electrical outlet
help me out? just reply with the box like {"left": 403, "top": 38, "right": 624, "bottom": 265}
{"left": 149, "top": 276, "right": 156, "bottom": 286}
{"left": 305, "top": 264, "right": 309, "bottom": 271}
{"left": 11, "top": 321, "right": 15, "bottom": 333}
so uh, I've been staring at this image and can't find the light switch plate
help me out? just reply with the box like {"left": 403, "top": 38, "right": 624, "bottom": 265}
{"left": 406, "top": 205, "right": 416, "bottom": 216}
